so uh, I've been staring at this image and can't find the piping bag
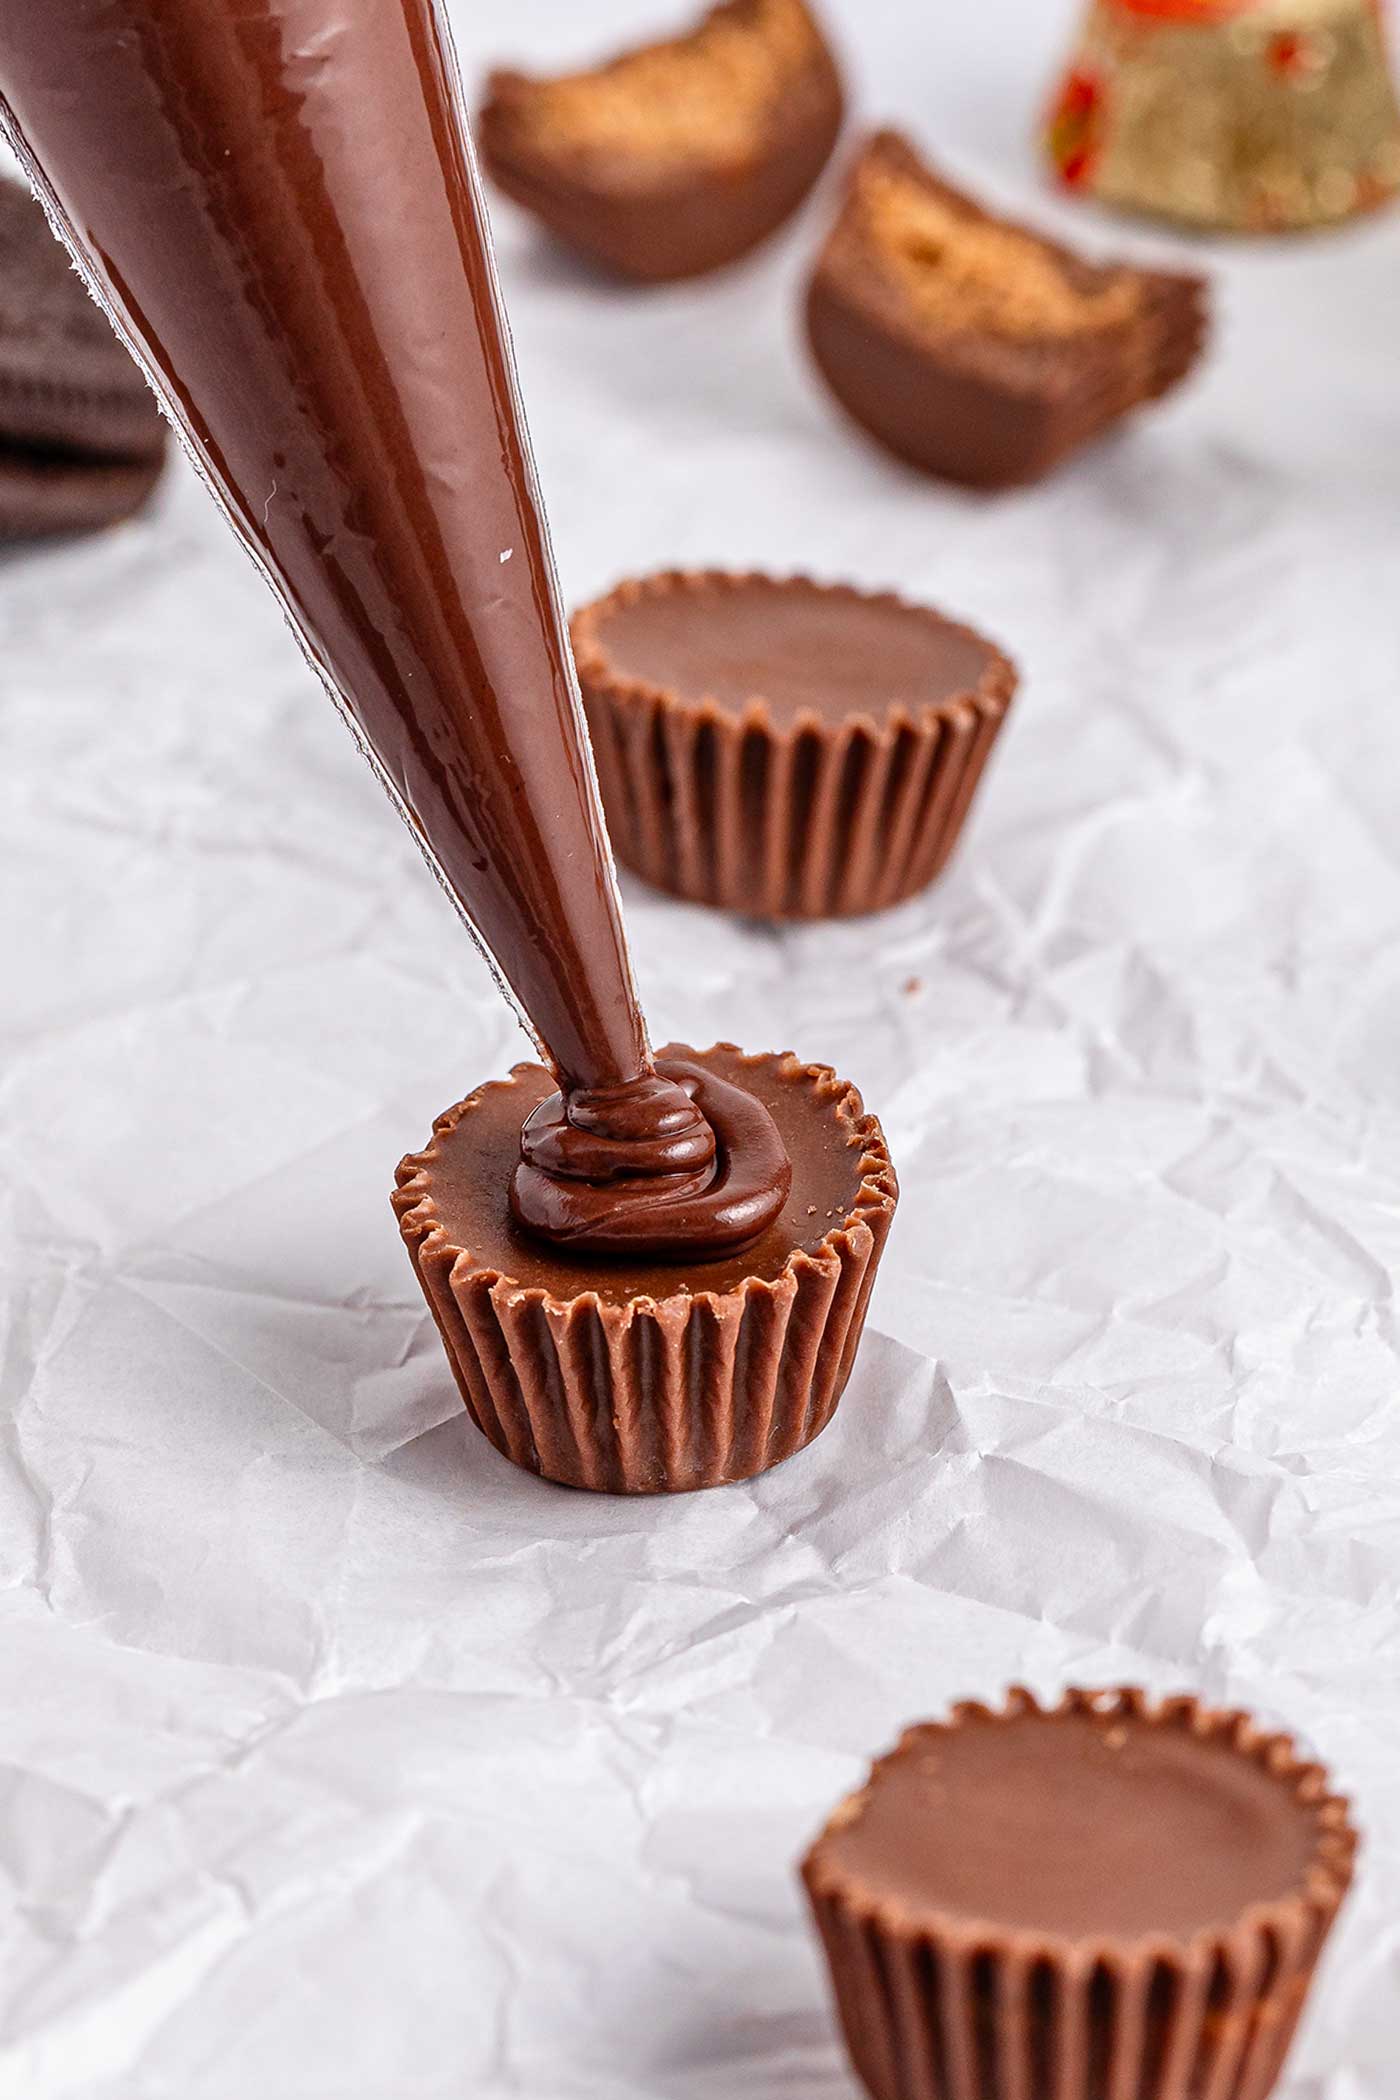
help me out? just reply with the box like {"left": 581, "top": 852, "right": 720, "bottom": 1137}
{"left": 0, "top": 0, "right": 791, "bottom": 1254}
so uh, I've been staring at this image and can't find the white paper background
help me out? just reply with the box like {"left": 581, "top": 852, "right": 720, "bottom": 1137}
{"left": 3, "top": 0, "right": 1400, "bottom": 2092}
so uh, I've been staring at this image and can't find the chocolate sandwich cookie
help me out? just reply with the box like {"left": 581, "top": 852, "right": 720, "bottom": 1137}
{"left": 805, "top": 132, "right": 1208, "bottom": 488}
{"left": 479, "top": 0, "right": 844, "bottom": 282}
{"left": 0, "top": 178, "right": 165, "bottom": 537}
{"left": 394, "top": 1042, "right": 898, "bottom": 1494}
{"left": 803, "top": 1687, "right": 1358, "bottom": 2100}
{"left": 0, "top": 449, "right": 164, "bottom": 540}
{"left": 573, "top": 571, "right": 1017, "bottom": 919}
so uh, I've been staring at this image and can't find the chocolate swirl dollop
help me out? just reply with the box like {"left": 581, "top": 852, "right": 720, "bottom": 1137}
{"left": 511, "top": 1056, "right": 793, "bottom": 1258}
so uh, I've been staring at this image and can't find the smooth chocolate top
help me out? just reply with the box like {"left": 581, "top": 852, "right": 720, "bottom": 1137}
{"left": 811, "top": 1704, "right": 1324, "bottom": 1943}
{"left": 589, "top": 576, "right": 997, "bottom": 728}
{"left": 0, "top": 0, "right": 791, "bottom": 1259}
{"left": 414, "top": 1043, "right": 868, "bottom": 1303}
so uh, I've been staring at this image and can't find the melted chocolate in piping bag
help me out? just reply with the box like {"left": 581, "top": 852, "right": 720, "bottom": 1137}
{"left": 0, "top": 0, "right": 790, "bottom": 1259}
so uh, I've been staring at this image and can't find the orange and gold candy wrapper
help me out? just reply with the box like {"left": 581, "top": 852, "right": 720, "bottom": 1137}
{"left": 1046, "top": 0, "right": 1400, "bottom": 231}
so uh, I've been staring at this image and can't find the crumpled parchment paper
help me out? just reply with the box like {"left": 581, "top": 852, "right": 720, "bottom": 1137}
{"left": 2, "top": 1, "right": 1399, "bottom": 2093}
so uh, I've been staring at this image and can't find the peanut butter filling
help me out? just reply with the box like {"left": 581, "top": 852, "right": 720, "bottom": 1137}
{"left": 509, "top": 0, "right": 819, "bottom": 165}
{"left": 857, "top": 164, "right": 1142, "bottom": 339}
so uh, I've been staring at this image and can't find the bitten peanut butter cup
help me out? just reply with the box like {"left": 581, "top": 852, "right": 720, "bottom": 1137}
{"left": 0, "top": 178, "right": 167, "bottom": 538}
{"left": 803, "top": 1687, "right": 1358, "bottom": 2100}
{"left": 573, "top": 571, "right": 1017, "bottom": 920}
{"left": 805, "top": 132, "right": 1208, "bottom": 488}
{"left": 393, "top": 1042, "right": 898, "bottom": 1494}
{"left": 478, "top": 0, "right": 844, "bottom": 282}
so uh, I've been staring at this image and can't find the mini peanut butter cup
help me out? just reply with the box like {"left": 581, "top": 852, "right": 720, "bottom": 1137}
{"left": 478, "top": 0, "right": 844, "bottom": 283}
{"left": 573, "top": 570, "right": 1017, "bottom": 920}
{"left": 393, "top": 1042, "right": 898, "bottom": 1494}
{"left": 805, "top": 132, "right": 1208, "bottom": 488}
{"left": 803, "top": 1687, "right": 1358, "bottom": 2100}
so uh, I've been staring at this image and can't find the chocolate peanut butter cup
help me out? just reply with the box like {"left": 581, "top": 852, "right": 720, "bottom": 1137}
{"left": 394, "top": 1042, "right": 898, "bottom": 1494}
{"left": 478, "top": 0, "right": 844, "bottom": 283}
{"left": 803, "top": 1687, "right": 1358, "bottom": 2100}
{"left": 573, "top": 571, "right": 1017, "bottom": 920}
{"left": 805, "top": 133, "right": 1208, "bottom": 488}
{"left": 0, "top": 178, "right": 166, "bottom": 537}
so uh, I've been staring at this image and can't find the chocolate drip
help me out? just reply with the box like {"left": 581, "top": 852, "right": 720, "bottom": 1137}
{"left": 513, "top": 1057, "right": 792, "bottom": 1256}
{"left": 0, "top": 0, "right": 789, "bottom": 1258}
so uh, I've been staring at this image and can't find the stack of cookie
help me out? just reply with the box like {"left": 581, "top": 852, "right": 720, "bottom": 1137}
{"left": 0, "top": 179, "right": 165, "bottom": 541}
